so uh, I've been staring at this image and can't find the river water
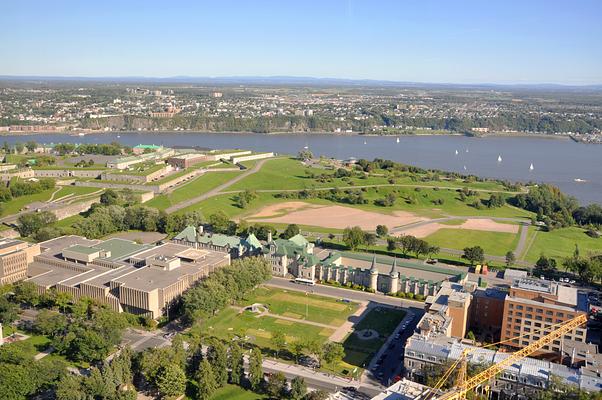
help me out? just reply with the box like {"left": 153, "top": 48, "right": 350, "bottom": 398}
{"left": 5, "top": 132, "right": 602, "bottom": 205}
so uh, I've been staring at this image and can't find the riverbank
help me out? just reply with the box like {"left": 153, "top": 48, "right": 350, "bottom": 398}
{"left": 0, "top": 129, "right": 577, "bottom": 141}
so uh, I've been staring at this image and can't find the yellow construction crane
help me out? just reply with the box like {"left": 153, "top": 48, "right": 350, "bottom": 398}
{"left": 421, "top": 313, "right": 588, "bottom": 400}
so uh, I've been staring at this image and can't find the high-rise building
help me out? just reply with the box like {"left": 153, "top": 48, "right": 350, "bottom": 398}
{"left": 500, "top": 278, "right": 589, "bottom": 355}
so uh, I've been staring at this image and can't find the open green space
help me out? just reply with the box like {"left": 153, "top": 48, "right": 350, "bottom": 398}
{"left": 201, "top": 307, "right": 334, "bottom": 350}
{"left": 146, "top": 171, "right": 242, "bottom": 210}
{"left": 209, "top": 384, "right": 266, "bottom": 400}
{"left": 0, "top": 188, "right": 56, "bottom": 217}
{"left": 52, "top": 185, "right": 102, "bottom": 200}
{"left": 241, "top": 287, "right": 358, "bottom": 326}
{"left": 523, "top": 227, "right": 602, "bottom": 263}
{"left": 424, "top": 228, "right": 520, "bottom": 256}
{"left": 342, "top": 306, "right": 406, "bottom": 367}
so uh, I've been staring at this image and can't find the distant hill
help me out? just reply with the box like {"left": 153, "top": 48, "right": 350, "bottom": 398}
{"left": 1, "top": 75, "right": 601, "bottom": 91}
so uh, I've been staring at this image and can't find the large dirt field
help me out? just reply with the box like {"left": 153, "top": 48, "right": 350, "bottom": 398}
{"left": 248, "top": 202, "right": 425, "bottom": 230}
{"left": 395, "top": 218, "right": 519, "bottom": 238}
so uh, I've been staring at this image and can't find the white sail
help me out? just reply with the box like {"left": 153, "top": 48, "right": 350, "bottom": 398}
{"left": 497, "top": 155, "right": 502, "bottom": 162}
{"left": 455, "top": 150, "right": 459, "bottom": 155}
{"left": 396, "top": 137, "right": 400, "bottom": 143}
{"left": 529, "top": 163, "right": 534, "bottom": 171}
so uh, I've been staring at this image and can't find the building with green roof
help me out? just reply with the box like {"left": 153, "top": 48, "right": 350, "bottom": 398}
{"left": 172, "top": 225, "right": 262, "bottom": 258}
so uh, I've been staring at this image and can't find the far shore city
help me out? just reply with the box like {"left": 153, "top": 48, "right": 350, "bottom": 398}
{"left": 0, "top": 2, "right": 601, "bottom": 400}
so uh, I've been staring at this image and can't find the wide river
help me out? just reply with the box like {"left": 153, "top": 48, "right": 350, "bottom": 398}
{"left": 5, "top": 132, "right": 602, "bottom": 205}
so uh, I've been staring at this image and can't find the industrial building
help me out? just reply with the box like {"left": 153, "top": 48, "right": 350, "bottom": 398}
{"left": 0, "top": 239, "right": 40, "bottom": 285}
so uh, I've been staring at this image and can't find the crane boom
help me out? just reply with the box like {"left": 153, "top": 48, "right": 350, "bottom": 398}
{"left": 433, "top": 313, "right": 588, "bottom": 400}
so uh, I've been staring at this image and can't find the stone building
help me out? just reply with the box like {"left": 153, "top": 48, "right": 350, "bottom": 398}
{"left": 172, "top": 225, "right": 263, "bottom": 259}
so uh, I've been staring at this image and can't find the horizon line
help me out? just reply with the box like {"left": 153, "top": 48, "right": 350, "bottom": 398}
{"left": 1, "top": 74, "right": 601, "bottom": 88}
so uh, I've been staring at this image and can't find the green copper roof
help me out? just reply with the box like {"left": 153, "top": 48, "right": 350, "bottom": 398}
{"left": 174, "top": 225, "right": 197, "bottom": 242}
{"left": 288, "top": 234, "right": 309, "bottom": 247}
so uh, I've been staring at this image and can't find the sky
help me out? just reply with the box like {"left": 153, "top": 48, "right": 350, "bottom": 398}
{"left": 1, "top": 0, "right": 601, "bottom": 84}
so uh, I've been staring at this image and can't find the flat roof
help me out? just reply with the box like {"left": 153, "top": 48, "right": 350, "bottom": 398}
{"left": 64, "top": 244, "right": 99, "bottom": 255}
{"left": 93, "top": 238, "right": 151, "bottom": 261}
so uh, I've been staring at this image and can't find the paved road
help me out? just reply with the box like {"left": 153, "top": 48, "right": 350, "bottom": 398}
{"left": 165, "top": 158, "right": 271, "bottom": 213}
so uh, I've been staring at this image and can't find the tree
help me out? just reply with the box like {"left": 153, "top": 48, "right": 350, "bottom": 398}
{"left": 463, "top": 246, "right": 485, "bottom": 266}
{"left": 271, "top": 330, "right": 287, "bottom": 357}
{"left": 34, "top": 309, "right": 67, "bottom": 336}
{"left": 228, "top": 342, "right": 244, "bottom": 385}
{"left": 289, "top": 376, "right": 307, "bottom": 400}
{"left": 156, "top": 364, "right": 186, "bottom": 399}
{"left": 304, "top": 390, "right": 330, "bottom": 400}
{"left": 386, "top": 237, "right": 397, "bottom": 251}
{"left": 0, "top": 296, "right": 19, "bottom": 325}
{"left": 466, "top": 331, "right": 476, "bottom": 341}
{"left": 100, "top": 189, "right": 120, "bottom": 206}
{"left": 14, "top": 281, "right": 40, "bottom": 307}
{"left": 342, "top": 226, "right": 367, "bottom": 250}
{"left": 298, "top": 150, "right": 313, "bottom": 160}
{"left": 55, "top": 374, "right": 84, "bottom": 400}
{"left": 16, "top": 211, "right": 57, "bottom": 237}
{"left": 209, "top": 211, "right": 234, "bottom": 234}
{"left": 282, "top": 224, "right": 300, "bottom": 239}
{"left": 399, "top": 235, "right": 415, "bottom": 256}
{"left": 196, "top": 359, "right": 218, "bottom": 400}
{"left": 25, "top": 141, "right": 37, "bottom": 152}
{"left": 292, "top": 341, "right": 305, "bottom": 363}
{"left": 505, "top": 251, "right": 516, "bottom": 267}
{"left": 376, "top": 225, "right": 388, "bottom": 237}
{"left": 206, "top": 340, "right": 228, "bottom": 387}
{"left": 15, "top": 142, "right": 24, "bottom": 154}
{"left": 322, "top": 342, "right": 345, "bottom": 368}
{"left": 248, "top": 348, "right": 263, "bottom": 391}
{"left": 266, "top": 372, "right": 287, "bottom": 399}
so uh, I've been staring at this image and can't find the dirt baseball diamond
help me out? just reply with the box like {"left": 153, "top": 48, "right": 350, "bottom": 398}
{"left": 248, "top": 202, "right": 425, "bottom": 230}
{"left": 394, "top": 218, "right": 519, "bottom": 238}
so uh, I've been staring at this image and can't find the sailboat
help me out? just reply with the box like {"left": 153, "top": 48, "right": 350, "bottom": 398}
{"left": 497, "top": 155, "right": 502, "bottom": 163}
{"left": 463, "top": 165, "right": 467, "bottom": 171}
{"left": 364, "top": 140, "right": 367, "bottom": 145}
{"left": 455, "top": 150, "right": 459, "bottom": 155}
{"left": 529, "top": 163, "right": 534, "bottom": 171}
{"left": 303, "top": 144, "right": 309, "bottom": 150}
{"left": 396, "top": 137, "right": 400, "bottom": 143}
{"left": 465, "top": 148, "right": 469, "bottom": 153}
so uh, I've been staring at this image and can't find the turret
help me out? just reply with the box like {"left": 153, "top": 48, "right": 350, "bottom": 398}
{"left": 369, "top": 255, "right": 378, "bottom": 290}
{"left": 389, "top": 258, "right": 399, "bottom": 293}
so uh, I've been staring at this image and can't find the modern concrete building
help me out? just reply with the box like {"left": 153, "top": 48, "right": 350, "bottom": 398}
{"left": 25, "top": 236, "right": 230, "bottom": 318}
{"left": 0, "top": 239, "right": 40, "bottom": 284}
{"left": 500, "top": 278, "right": 589, "bottom": 355}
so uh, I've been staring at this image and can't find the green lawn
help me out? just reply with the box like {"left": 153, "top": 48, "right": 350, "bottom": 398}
{"left": 146, "top": 171, "right": 241, "bottom": 210}
{"left": 342, "top": 307, "right": 406, "bottom": 367}
{"left": 0, "top": 188, "right": 56, "bottom": 217}
{"left": 242, "top": 287, "right": 358, "bottom": 326}
{"left": 52, "top": 186, "right": 102, "bottom": 200}
{"left": 425, "top": 228, "right": 520, "bottom": 256}
{"left": 201, "top": 308, "right": 334, "bottom": 350}
{"left": 210, "top": 385, "right": 266, "bottom": 400}
{"left": 523, "top": 227, "right": 602, "bottom": 263}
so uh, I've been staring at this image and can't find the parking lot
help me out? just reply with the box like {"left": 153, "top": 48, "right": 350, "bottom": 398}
{"left": 366, "top": 308, "right": 423, "bottom": 386}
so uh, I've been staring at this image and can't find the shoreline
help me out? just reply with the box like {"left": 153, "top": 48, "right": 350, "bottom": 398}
{"left": 0, "top": 129, "right": 578, "bottom": 141}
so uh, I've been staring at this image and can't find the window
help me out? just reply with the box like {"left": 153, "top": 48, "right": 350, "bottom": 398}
{"left": 527, "top": 306, "right": 533, "bottom": 312}
{"left": 535, "top": 316, "right": 542, "bottom": 321}
{"left": 526, "top": 314, "right": 533, "bottom": 319}
{"left": 536, "top": 308, "right": 543, "bottom": 313}
{"left": 508, "top": 311, "right": 513, "bottom": 316}
{"left": 515, "top": 318, "right": 521, "bottom": 323}
{"left": 546, "top": 310, "right": 553, "bottom": 316}
{"left": 545, "top": 318, "right": 552, "bottom": 323}
{"left": 517, "top": 305, "right": 523, "bottom": 310}
{"left": 509, "top": 304, "right": 514, "bottom": 309}
{"left": 517, "top": 312, "right": 523, "bottom": 317}
{"left": 556, "top": 312, "right": 564, "bottom": 318}
{"left": 525, "top": 320, "right": 532, "bottom": 325}
{"left": 524, "top": 327, "right": 531, "bottom": 332}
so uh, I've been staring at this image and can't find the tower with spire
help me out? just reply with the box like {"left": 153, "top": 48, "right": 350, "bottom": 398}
{"left": 389, "top": 258, "right": 399, "bottom": 294}
{"left": 369, "top": 255, "right": 379, "bottom": 291}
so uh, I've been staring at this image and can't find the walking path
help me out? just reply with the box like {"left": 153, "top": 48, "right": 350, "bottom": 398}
{"left": 230, "top": 305, "right": 338, "bottom": 330}
{"left": 164, "top": 158, "right": 272, "bottom": 213}
{"left": 329, "top": 300, "right": 369, "bottom": 342}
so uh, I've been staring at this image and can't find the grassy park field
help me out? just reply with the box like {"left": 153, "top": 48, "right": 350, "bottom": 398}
{"left": 424, "top": 228, "right": 520, "bottom": 257}
{"left": 193, "top": 286, "right": 405, "bottom": 377}
{"left": 146, "top": 170, "right": 242, "bottom": 210}
{"left": 523, "top": 227, "right": 602, "bottom": 263}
